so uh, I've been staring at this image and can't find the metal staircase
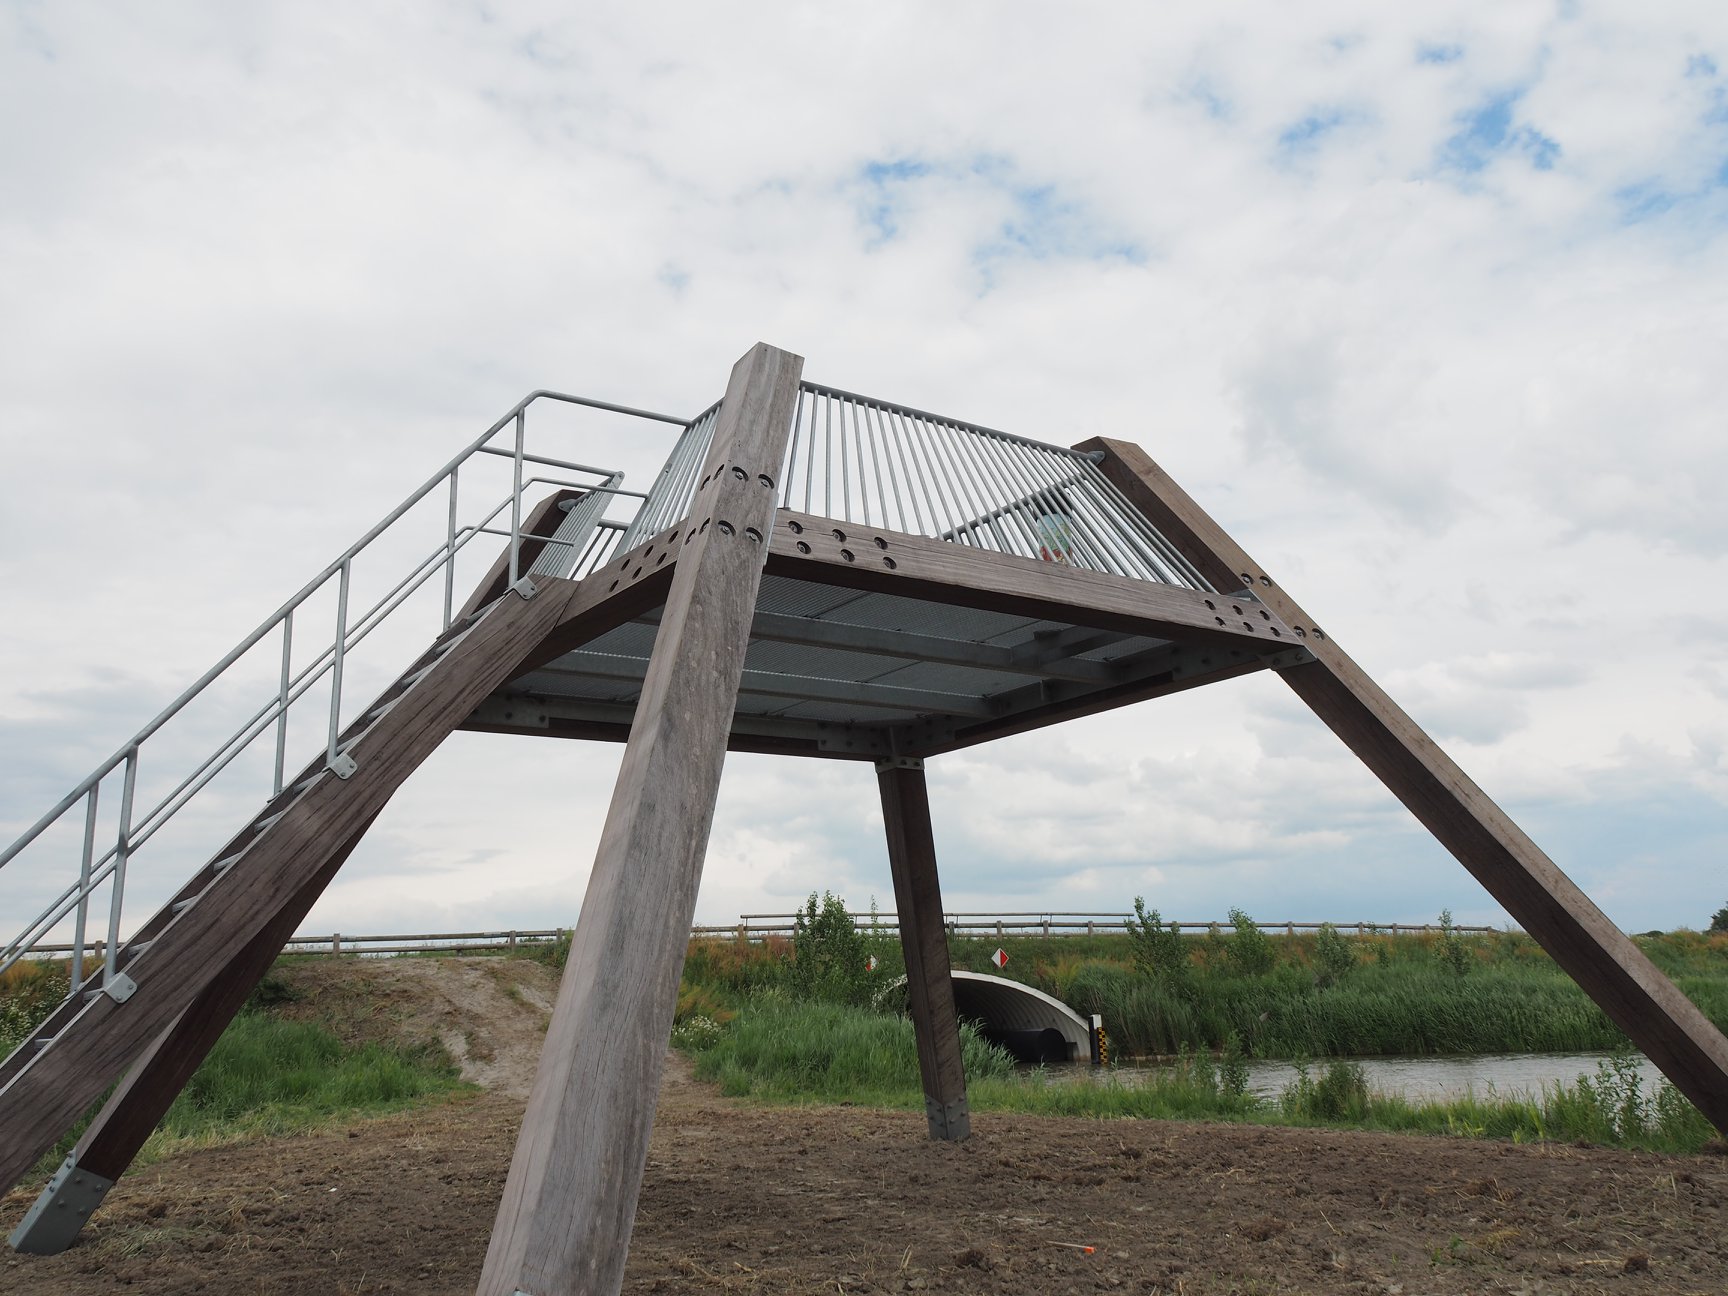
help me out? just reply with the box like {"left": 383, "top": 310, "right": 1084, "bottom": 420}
{"left": 0, "top": 389, "right": 700, "bottom": 1236}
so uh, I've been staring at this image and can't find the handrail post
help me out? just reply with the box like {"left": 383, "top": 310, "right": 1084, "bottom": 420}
{"left": 508, "top": 411, "right": 526, "bottom": 586}
{"left": 69, "top": 786, "right": 99, "bottom": 993}
{"left": 103, "top": 750, "right": 139, "bottom": 985}
{"left": 272, "top": 611, "right": 294, "bottom": 797}
{"left": 443, "top": 468, "right": 460, "bottom": 630}
{"left": 326, "top": 562, "right": 351, "bottom": 771}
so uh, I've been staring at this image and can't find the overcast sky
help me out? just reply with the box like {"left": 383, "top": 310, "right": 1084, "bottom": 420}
{"left": 3, "top": 3, "right": 1727, "bottom": 946}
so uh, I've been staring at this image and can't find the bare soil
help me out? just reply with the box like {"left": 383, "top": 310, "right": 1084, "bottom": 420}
{"left": 5, "top": 959, "right": 1727, "bottom": 1295}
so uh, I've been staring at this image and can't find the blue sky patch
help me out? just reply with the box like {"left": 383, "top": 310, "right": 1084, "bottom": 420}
{"left": 1417, "top": 42, "right": 1464, "bottom": 65}
{"left": 854, "top": 157, "right": 931, "bottom": 243}
{"left": 1440, "top": 88, "right": 1561, "bottom": 174}
{"left": 1277, "top": 108, "right": 1356, "bottom": 154}
{"left": 851, "top": 154, "right": 1145, "bottom": 277}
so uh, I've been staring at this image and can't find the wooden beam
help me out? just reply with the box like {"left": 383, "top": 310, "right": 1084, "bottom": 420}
{"left": 877, "top": 759, "right": 969, "bottom": 1140}
{"left": 477, "top": 342, "right": 804, "bottom": 1296}
{"left": 457, "top": 488, "right": 590, "bottom": 623}
{"left": 1082, "top": 433, "right": 1728, "bottom": 1135}
{"left": 461, "top": 693, "right": 887, "bottom": 761}
{"left": 8, "top": 811, "right": 384, "bottom": 1255}
{"left": 765, "top": 509, "right": 1304, "bottom": 651}
{"left": 0, "top": 581, "right": 575, "bottom": 1194}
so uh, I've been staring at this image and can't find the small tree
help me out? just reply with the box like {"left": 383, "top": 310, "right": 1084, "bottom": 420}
{"left": 788, "top": 891, "right": 873, "bottom": 1005}
{"left": 1437, "top": 909, "right": 1471, "bottom": 977}
{"left": 1125, "top": 898, "right": 1189, "bottom": 985}
{"left": 1226, "top": 908, "right": 1276, "bottom": 977}
{"left": 1312, "top": 922, "right": 1355, "bottom": 988}
{"left": 1710, "top": 904, "right": 1728, "bottom": 934}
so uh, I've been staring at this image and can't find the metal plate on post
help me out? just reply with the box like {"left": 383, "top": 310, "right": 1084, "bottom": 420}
{"left": 925, "top": 1095, "right": 971, "bottom": 1142}
{"left": 8, "top": 1156, "right": 116, "bottom": 1255}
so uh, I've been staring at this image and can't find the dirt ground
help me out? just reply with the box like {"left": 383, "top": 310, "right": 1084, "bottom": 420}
{"left": 5, "top": 959, "right": 1727, "bottom": 1295}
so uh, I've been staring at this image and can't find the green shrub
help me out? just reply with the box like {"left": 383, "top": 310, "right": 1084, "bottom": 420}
{"left": 1281, "top": 1059, "right": 1370, "bottom": 1121}
{"left": 1312, "top": 922, "right": 1356, "bottom": 988}
{"left": 0, "top": 962, "right": 70, "bottom": 1056}
{"left": 1710, "top": 905, "right": 1728, "bottom": 934}
{"left": 787, "top": 893, "right": 876, "bottom": 1006}
{"left": 1226, "top": 909, "right": 1276, "bottom": 976}
{"left": 1124, "top": 898, "right": 1189, "bottom": 986}
{"left": 1437, "top": 910, "right": 1472, "bottom": 978}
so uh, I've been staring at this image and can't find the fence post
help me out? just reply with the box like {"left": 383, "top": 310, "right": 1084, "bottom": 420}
{"left": 332, "top": 933, "right": 342, "bottom": 957}
{"left": 508, "top": 931, "right": 518, "bottom": 950}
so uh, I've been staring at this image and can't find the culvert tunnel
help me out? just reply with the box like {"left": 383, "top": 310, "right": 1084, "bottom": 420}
{"left": 886, "top": 971, "right": 1099, "bottom": 1064}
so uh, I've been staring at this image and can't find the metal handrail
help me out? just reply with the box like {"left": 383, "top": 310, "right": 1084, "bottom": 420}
{"left": 619, "top": 381, "right": 1213, "bottom": 589}
{"left": 0, "top": 390, "right": 691, "bottom": 988}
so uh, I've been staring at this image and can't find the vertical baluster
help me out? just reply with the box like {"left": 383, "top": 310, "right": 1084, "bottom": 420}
{"left": 784, "top": 386, "right": 805, "bottom": 513}
{"left": 1001, "top": 441, "right": 1130, "bottom": 575}
{"left": 801, "top": 389, "right": 817, "bottom": 513}
{"left": 881, "top": 407, "right": 927, "bottom": 536}
{"left": 860, "top": 402, "right": 892, "bottom": 530}
{"left": 905, "top": 413, "right": 971, "bottom": 546}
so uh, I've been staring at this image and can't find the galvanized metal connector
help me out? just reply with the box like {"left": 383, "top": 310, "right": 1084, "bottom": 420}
{"left": 9, "top": 1156, "right": 116, "bottom": 1255}
{"left": 925, "top": 1095, "right": 971, "bottom": 1141}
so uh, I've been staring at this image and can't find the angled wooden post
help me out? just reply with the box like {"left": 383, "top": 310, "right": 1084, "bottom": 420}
{"left": 1082, "top": 434, "right": 1728, "bottom": 1134}
{"left": 477, "top": 342, "right": 803, "bottom": 1296}
{"left": 9, "top": 811, "right": 382, "bottom": 1255}
{"left": 877, "top": 757, "right": 970, "bottom": 1140}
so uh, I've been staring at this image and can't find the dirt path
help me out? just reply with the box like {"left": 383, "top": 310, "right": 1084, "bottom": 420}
{"left": 5, "top": 959, "right": 1727, "bottom": 1293}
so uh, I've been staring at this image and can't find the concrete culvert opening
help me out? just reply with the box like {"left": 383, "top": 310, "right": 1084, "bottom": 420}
{"left": 885, "top": 972, "right": 1097, "bottom": 1065}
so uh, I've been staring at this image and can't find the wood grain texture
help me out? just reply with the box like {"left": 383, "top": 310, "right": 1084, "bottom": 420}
{"left": 878, "top": 761, "right": 970, "bottom": 1141}
{"left": 70, "top": 812, "right": 383, "bottom": 1187}
{"left": 457, "top": 488, "right": 589, "bottom": 622}
{"left": 1082, "top": 434, "right": 1728, "bottom": 1135}
{"left": 765, "top": 510, "right": 1302, "bottom": 651}
{"left": 0, "top": 583, "right": 575, "bottom": 1193}
{"left": 477, "top": 342, "right": 805, "bottom": 1296}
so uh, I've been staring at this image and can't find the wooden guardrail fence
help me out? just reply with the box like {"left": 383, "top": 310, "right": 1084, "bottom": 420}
{"left": 26, "top": 914, "right": 1500, "bottom": 961}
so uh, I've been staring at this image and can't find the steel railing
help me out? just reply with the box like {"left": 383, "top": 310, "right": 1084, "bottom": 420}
{"left": 0, "top": 390, "right": 693, "bottom": 994}
{"left": 616, "top": 383, "right": 1213, "bottom": 590}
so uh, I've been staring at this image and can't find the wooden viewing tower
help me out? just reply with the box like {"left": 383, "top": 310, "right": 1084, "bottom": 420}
{"left": 1, "top": 343, "right": 1725, "bottom": 1295}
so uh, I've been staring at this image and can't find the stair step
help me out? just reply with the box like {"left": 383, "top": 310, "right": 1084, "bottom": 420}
{"left": 33, "top": 1035, "right": 56, "bottom": 1049}
{"left": 253, "top": 812, "right": 285, "bottom": 833}
{"left": 127, "top": 939, "right": 155, "bottom": 957}
{"left": 292, "top": 773, "right": 324, "bottom": 794}
{"left": 171, "top": 898, "right": 197, "bottom": 915}
{"left": 213, "top": 853, "right": 242, "bottom": 875}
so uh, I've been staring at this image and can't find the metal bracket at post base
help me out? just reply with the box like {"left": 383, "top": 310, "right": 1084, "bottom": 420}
{"left": 9, "top": 1156, "right": 116, "bottom": 1255}
{"left": 924, "top": 1094, "right": 971, "bottom": 1142}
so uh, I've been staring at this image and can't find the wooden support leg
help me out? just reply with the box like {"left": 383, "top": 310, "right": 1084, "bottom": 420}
{"left": 1082, "top": 434, "right": 1728, "bottom": 1134}
{"left": 8, "top": 812, "right": 381, "bottom": 1255}
{"left": 476, "top": 342, "right": 803, "bottom": 1296}
{"left": 0, "top": 582, "right": 574, "bottom": 1196}
{"left": 877, "top": 757, "right": 970, "bottom": 1141}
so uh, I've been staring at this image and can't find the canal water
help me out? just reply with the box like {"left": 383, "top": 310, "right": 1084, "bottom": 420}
{"left": 1081, "top": 1052, "right": 1665, "bottom": 1104}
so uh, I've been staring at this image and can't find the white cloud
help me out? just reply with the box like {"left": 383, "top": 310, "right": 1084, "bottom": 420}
{"left": 4, "top": 1, "right": 1728, "bottom": 952}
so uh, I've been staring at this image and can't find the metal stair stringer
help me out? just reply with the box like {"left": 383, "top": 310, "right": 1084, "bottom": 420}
{"left": 0, "top": 576, "right": 577, "bottom": 1196}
